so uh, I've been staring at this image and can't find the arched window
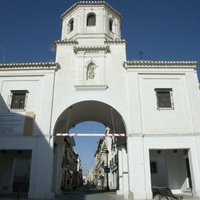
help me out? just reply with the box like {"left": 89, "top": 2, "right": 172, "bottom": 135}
{"left": 109, "top": 19, "right": 113, "bottom": 32}
{"left": 69, "top": 19, "right": 74, "bottom": 32}
{"left": 87, "top": 13, "right": 96, "bottom": 26}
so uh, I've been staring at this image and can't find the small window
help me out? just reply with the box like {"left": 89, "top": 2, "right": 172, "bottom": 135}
{"left": 150, "top": 161, "right": 157, "bottom": 174}
{"left": 69, "top": 19, "right": 74, "bottom": 32}
{"left": 87, "top": 13, "right": 96, "bottom": 26}
{"left": 109, "top": 19, "right": 113, "bottom": 32}
{"left": 10, "top": 90, "right": 28, "bottom": 110}
{"left": 155, "top": 88, "right": 174, "bottom": 109}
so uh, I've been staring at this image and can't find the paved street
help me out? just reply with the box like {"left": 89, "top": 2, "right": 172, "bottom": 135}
{"left": 0, "top": 186, "right": 125, "bottom": 200}
{"left": 56, "top": 186, "right": 125, "bottom": 200}
{"left": 1, "top": 186, "right": 200, "bottom": 200}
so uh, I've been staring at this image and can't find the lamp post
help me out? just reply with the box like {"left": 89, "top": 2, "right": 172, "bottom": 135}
{"left": 105, "top": 149, "right": 109, "bottom": 191}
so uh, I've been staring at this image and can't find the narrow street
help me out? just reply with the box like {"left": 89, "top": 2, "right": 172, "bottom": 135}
{"left": 56, "top": 186, "right": 125, "bottom": 200}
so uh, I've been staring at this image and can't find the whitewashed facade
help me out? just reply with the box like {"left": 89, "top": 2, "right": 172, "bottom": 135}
{"left": 0, "top": 1, "right": 200, "bottom": 200}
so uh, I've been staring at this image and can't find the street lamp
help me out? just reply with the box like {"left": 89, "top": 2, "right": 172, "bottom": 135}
{"left": 105, "top": 149, "right": 109, "bottom": 191}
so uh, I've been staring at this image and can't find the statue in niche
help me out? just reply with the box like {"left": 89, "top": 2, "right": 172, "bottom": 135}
{"left": 87, "top": 64, "right": 95, "bottom": 80}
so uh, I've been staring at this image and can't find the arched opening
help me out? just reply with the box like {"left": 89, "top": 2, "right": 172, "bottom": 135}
{"left": 109, "top": 19, "right": 113, "bottom": 32}
{"left": 52, "top": 100, "right": 126, "bottom": 193}
{"left": 68, "top": 18, "right": 74, "bottom": 33}
{"left": 87, "top": 13, "right": 96, "bottom": 26}
{"left": 53, "top": 101, "right": 126, "bottom": 135}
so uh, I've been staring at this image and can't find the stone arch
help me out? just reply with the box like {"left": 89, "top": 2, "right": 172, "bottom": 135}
{"left": 53, "top": 100, "right": 126, "bottom": 138}
{"left": 53, "top": 100, "right": 127, "bottom": 194}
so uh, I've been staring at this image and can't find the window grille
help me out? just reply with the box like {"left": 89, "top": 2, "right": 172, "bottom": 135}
{"left": 10, "top": 90, "right": 28, "bottom": 110}
{"left": 155, "top": 88, "right": 174, "bottom": 109}
{"left": 87, "top": 14, "right": 96, "bottom": 26}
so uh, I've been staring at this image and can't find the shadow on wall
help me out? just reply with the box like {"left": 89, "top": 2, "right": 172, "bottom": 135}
{"left": 0, "top": 93, "right": 9, "bottom": 112}
{"left": 0, "top": 94, "right": 54, "bottom": 199}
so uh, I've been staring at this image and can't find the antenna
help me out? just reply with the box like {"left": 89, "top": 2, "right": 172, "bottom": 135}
{"left": 0, "top": 47, "right": 6, "bottom": 63}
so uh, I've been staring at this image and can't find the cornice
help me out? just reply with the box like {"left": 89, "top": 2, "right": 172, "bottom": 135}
{"left": 124, "top": 60, "right": 198, "bottom": 69}
{"left": 127, "top": 133, "right": 200, "bottom": 137}
{"left": 73, "top": 45, "right": 110, "bottom": 54}
{"left": 104, "top": 39, "right": 127, "bottom": 45}
{"left": 74, "top": 85, "right": 108, "bottom": 91}
{"left": 55, "top": 39, "right": 79, "bottom": 45}
{"left": 0, "top": 62, "right": 60, "bottom": 71}
{"left": 61, "top": 1, "right": 122, "bottom": 20}
{"left": 143, "top": 133, "right": 200, "bottom": 137}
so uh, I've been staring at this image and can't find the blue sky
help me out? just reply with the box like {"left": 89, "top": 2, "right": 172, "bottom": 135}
{"left": 1, "top": 0, "right": 200, "bottom": 175}
{"left": 70, "top": 122, "right": 105, "bottom": 176}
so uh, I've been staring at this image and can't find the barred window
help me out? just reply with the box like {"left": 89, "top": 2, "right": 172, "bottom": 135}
{"left": 87, "top": 13, "right": 96, "bottom": 26}
{"left": 155, "top": 88, "right": 174, "bottom": 109}
{"left": 10, "top": 90, "right": 28, "bottom": 110}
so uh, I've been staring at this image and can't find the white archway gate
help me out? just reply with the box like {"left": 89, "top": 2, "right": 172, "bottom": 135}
{"left": 52, "top": 101, "right": 129, "bottom": 198}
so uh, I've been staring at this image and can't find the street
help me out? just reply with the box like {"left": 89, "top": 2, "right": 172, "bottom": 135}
{"left": 56, "top": 186, "right": 125, "bottom": 200}
{"left": 0, "top": 186, "right": 125, "bottom": 200}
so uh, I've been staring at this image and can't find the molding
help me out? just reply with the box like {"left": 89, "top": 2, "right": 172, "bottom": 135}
{"left": 74, "top": 85, "right": 108, "bottom": 91}
{"left": 73, "top": 46, "right": 110, "bottom": 54}
{"left": 124, "top": 60, "right": 198, "bottom": 69}
{"left": 55, "top": 39, "right": 78, "bottom": 45}
{"left": 127, "top": 133, "right": 200, "bottom": 137}
{"left": 193, "top": 132, "right": 200, "bottom": 136}
{"left": 0, "top": 62, "right": 60, "bottom": 71}
{"left": 127, "top": 133, "right": 143, "bottom": 138}
{"left": 104, "top": 39, "right": 127, "bottom": 45}
{"left": 143, "top": 133, "right": 199, "bottom": 137}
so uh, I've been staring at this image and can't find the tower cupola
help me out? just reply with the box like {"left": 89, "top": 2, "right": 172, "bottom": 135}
{"left": 60, "top": 1, "right": 122, "bottom": 43}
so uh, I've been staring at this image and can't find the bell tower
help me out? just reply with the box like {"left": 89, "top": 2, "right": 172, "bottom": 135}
{"left": 60, "top": 1, "right": 122, "bottom": 44}
{"left": 55, "top": 1, "right": 126, "bottom": 89}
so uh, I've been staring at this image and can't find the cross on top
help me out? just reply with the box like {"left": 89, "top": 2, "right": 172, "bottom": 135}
{"left": 138, "top": 51, "right": 144, "bottom": 60}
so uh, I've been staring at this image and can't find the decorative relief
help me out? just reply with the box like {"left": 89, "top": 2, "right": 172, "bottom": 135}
{"left": 87, "top": 62, "right": 96, "bottom": 80}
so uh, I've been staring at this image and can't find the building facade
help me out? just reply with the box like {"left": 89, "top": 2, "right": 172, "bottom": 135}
{"left": 59, "top": 136, "right": 83, "bottom": 191}
{"left": 0, "top": 1, "right": 200, "bottom": 200}
{"left": 94, "top": 133, "right": 112, "bottom": 189}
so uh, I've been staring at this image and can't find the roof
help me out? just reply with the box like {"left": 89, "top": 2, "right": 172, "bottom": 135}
{"left": 124, "top": 60, "right": 199, "bottom": 69}
{"left": 61, "top": 1, "right": 122, "bottom": 20}
{"left": 0, "top": 62, "right": 60, "bottom": 71}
